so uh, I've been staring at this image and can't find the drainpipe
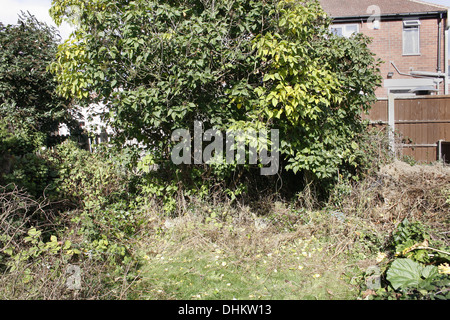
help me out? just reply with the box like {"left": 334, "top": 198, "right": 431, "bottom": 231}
{"left": 409, "top": 71, "right": 446, "bottom": 77}
{"left": 445, "top": 11, "right": 449, "bottom": 95}
{"left": 438, "top": 13, "right": 442, "bottom": 73}
{"left": 391, "top": 61, "right": 437, "bottom": 78}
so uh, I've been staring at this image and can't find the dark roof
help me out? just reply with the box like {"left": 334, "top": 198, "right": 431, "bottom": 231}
{"left": 319, "top": 0, "right": 448, "bottom": 18}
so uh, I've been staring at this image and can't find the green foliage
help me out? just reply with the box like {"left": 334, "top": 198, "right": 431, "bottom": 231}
{"left": 386, "top": 259, "right": 439, "bottom": 291}
{"left": 401, "top": 155, "right": 417, "bottom": 166}
{"left": 0, "top": 119, "right": 44, "bottom": 155}
{"left": 0, "top": 117, "right": 59, "bottom": 197}
{"left": 391, "top": 219, "right": 430, "bottom": 263}
{"left": 47, "top": 140, "right": 129, "bottom": 204}
{"left": 47, "top": 140, "right": 139, "bottom": 245}
{"left": 0, "top": 12, "right": 75, "bottom": 140}
{"left": 49, "top": 0, "right": 382, "bottom": 199}
{"left": 0, "top": 13, "right": 78, "bottom": 197}
{"left": 6, "top": 226, "right": 76, "bottom": 272}
{"left": 362, "top": 219, "right": 450, "bottom": 300}
{"left": 0, "top": 142, "right": 142, "bottom": 299}
{"left": 2, "top": 152, "right": 57, "bottom": 197}
{"left": 378, "top": 258, "right": 449, "bottom": 300}
{"left": 253, "top": 0, "right": 382, "bottom": 182}
{"left": 50, "top": 0, "right": 277, "bottom": 152}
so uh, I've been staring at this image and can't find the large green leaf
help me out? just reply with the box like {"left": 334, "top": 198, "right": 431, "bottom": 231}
{"left": 421, "top": 265, "right": 438, "bottom": 279}
{"left": 386, "top": 258, "right": 438, "bottom": 290}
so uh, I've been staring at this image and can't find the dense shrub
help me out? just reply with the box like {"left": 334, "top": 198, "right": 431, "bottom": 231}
{"left": 0, "top": 142, "right": 143, "bottom": 299}
{"left": 50, "top": 0, "right": 381, "bottom": 201}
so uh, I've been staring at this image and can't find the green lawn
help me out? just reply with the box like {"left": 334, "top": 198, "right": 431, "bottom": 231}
{"left": 131, "top": 213, "right": 361, "bottom": 300}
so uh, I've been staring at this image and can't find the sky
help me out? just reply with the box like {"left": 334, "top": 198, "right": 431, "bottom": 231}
{"left": 424, "top": 0, "right": 450, "bottom": 7}
{"left": 0, "top": 0, "right": 73, "bottom": 40}
{"left": 0, "top": 0, "right": 449, "bottom": 41}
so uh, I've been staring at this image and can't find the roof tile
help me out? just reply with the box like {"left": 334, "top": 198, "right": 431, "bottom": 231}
{"left": 318, "top": 0, "right": 448, "bottom": 18}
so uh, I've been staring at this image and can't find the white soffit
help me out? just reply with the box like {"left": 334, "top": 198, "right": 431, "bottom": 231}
{"left": 384, "top": 78, "right": 436, "bottom": 88}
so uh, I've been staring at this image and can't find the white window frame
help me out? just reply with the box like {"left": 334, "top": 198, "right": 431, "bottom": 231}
{"left": 403, "top": 19, "right": 421, "bottom": 56}
{"left": 330, "top": 24, "right": 359, "bottom": 38}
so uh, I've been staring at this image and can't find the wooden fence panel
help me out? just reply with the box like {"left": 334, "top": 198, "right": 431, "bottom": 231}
{"left": 368, "top": 95, "right": 450, "bottom": 163}
{"left": 364, "top": 99, "right": 388, "bottom": 123}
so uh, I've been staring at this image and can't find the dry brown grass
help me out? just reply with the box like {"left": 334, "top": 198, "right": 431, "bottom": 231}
{"left": 0, "top": 185, "right": 135, "bottom": 300}
{"left": 137, "top": 159, "right": 449, "bottom": 266}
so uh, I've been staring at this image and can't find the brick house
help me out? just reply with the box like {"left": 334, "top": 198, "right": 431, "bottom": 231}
{"left": 319, "top": 0, "right": 449, "bottom": 98}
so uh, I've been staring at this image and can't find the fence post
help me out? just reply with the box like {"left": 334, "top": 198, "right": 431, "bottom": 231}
{"left": 388, "top": 93, "right": 396, "bottom": 156}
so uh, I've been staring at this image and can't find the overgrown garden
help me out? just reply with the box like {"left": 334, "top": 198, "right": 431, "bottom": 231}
{"left": 0, "top": 0, "right": 448, "bottom": 300}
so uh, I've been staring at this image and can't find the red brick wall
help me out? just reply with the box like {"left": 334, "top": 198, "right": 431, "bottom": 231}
{"left": 334, "top": 17, "right": 447, "bottom": 97}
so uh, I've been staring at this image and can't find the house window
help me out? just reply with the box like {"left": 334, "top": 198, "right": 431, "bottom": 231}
{"left": 403, "top": 20, "right": 420, "bottom": 55}
{"left": 330, "top": 24, "right": 359, "bottom": 38}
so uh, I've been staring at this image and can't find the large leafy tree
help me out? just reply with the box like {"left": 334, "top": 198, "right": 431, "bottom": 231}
{"left": 49, "top": 0, "right": 381, "bottom": 192}
{"left": 50, "top": 0, "right": 277, "bottom": 150}
{"left": 253, "top": 1, "right": 382, "bottom": 181}
{"left": 0, "top": 12, "right": 75, "bottom": 144}
{"left": 0, "top": 13, "right": 76, "bottom": 196}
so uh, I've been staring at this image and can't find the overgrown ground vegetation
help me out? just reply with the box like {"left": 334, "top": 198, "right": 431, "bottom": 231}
{"left": 1, "top": 130, "right": 449, "bottom": 300}
{"left": 0, "top": 0, "right": 449, "bottom": 300}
